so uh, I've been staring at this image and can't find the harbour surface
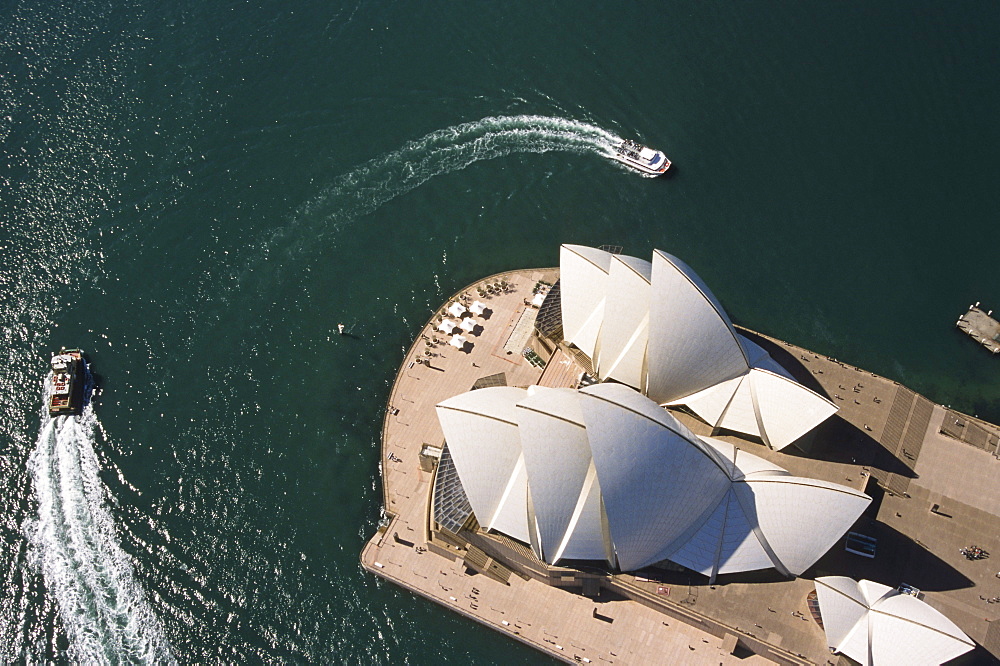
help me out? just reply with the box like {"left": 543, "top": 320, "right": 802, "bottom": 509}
{"left": 2, "top": 2, "right": 1000, "bottom": 662}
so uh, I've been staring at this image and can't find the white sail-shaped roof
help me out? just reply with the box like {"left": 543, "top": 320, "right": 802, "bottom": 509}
{"left": 437, "top": 385, "right": 868, "bottom": 578}
{"left": 734, "top": 475, "right": 870, "bottom": 575}
{"left": 593, "top": 254, "right": 652, "bottom": 389}
{"left": 749, "top": 369, "right": 838, "bottom": 449}
{"left": 435, "top": 387, "right": 530, "bottom": 542}
{"left": 670, "top": 368, "right": 838, "bottom": 450}
{"left": 514, "top": 387, "right": 612, "bottom": 565}
{"left": 661, "top": 438, "right": 870, "bottom": 578}
{"left": 666, "top": 486, "right": 777, "bottom": 576}
{"left": 645, "top": 250, "right": 750, "bottom": 404}
{"left": 555, "top": 245, "right": 839, "bottom": 450}
{"left": 815, "top": 577, "right": 975, "bottom": 666}
{"left": 719, "top": 375, "right": 761, "bottom": 438}
{"left": 560, "top": 245, "right": 613, "bottom": 359}
{"left": 580, "top": 383, "right": 732, "bottom": 571}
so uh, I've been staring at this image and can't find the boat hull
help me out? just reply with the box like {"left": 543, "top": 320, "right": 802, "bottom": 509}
{"left": 611, "top": 153, "right": 670, "bottom": 175}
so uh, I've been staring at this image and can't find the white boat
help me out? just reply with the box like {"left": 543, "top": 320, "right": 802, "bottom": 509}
{"left": 612, "top": 139, "right": 670, "bottom": 176}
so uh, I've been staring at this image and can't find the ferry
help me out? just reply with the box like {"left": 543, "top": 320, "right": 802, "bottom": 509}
{"left": 48, "top": 348, "right": 87, "bottom": 416}
{"left": 612, "top": 139, "right": 670, "bottom": 176}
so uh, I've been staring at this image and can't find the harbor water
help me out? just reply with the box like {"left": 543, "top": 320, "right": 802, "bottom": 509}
{"left": 1, "top": 1, "right": 999, "bottom": 662}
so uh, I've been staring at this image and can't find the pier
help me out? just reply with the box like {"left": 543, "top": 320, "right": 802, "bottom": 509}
{"left": 957, "top": 304, "right": 1000, "bottom": 354}
{"left": 363, "top": 268, "right": 1000, "bottom": 664}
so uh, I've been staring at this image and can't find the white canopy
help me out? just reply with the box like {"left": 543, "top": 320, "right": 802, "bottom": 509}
{"left": 460, "top": 317, "right": 477, "bottom": 333}
{"left": 469, "top": 300, "right": 486, "bottom": 315}
{"left": 638, "top": 146, "right": 659, "bottom": 161}
{"left": 437, "top": 319, "right": 458, "bottom": 334}
{"left": 644, "top": 249, "right": 750, "bottom": 404}
{"left": 437, "top": 384, "right": 869, "bottom": 577}
{"left": 450, "top": 334, "right": 468, "bottom": 349}
{"left": 447, "top": 302, "right": 467, "bottom": 318}
{"left": 531, "top": 292, "right": 545, "bottom": 307}
{"left": 814, "top": 577, "right": 974, "bottom": 666}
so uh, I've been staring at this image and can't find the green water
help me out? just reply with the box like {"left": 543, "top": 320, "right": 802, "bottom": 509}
{"left": 1, "top": 1, "right": 999, "bottom": 662}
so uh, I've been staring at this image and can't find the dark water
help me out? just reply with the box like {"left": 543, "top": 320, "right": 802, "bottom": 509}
{"left": 2, "top": 2, "right": 999, "bottom": 662}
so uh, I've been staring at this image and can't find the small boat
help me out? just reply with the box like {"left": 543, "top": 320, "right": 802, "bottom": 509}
{"left": 612, "top": 139, "right": 670, "bottom": 176}
{"left": 48, "top": 348, "right": 87, "bottom": 416}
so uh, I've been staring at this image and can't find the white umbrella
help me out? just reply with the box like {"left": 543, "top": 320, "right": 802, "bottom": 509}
{"left": 437, "top": 319, "right": 457, "bottom": 334}
{"left": 450, "top": 334, "right": 468, "bottom": 349}
{"left": 469, "top": 300, "right": 486, "bottom": 316}
{"left": 447, "top": 302, "right": 467, "bottom": 318}
{"left": 460, "top": 317, "right": 477, "bottom": 333}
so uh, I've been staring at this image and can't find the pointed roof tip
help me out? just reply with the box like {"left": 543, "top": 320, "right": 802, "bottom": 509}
{"left": 609, "top": 252, "right": 653, "bottom": 282}
{"left": 436, "top": 385, "right": 529, "bottom": 424}
{"left": 560, "top": 244, "right": 614, "bottom": 271}
{"left": 651, "top": 248, "right": 741, "bottom": 331}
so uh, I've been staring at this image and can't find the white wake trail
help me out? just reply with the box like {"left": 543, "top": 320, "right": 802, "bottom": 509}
{"left": 26, "top": 394, "right": 175, "bottom": 665}
{"left": 283, "top": 114, "right": 624, "bottom": 248}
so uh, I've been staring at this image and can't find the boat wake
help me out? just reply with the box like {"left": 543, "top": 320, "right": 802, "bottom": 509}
{"left": 282, "top": 114, "right": 625, "bottom": 247}
{"left": 26, "top": 392, "right": 175, "bottom": 665}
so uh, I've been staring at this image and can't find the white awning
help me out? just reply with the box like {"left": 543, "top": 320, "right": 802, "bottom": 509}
{"left": 448, "top": 302, "right": 467, "bottom": 318}
{"left": 469, "top": 300, "right": 486, "bottom": 315}
{"left": 450, "top": 334, "right": 468, "bottom": 348}
{"left": 460, "top": 317, "right": 477, "bottom": 333}
{"left": 437, "top": 319, "right": 458, "bottom": 334}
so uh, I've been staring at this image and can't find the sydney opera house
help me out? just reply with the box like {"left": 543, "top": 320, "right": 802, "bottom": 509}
{"left": 438, "top": 245, "right": 869, "bottom": 580}
{"left": 364, "top": 244, "right": 993, "bottom": 664}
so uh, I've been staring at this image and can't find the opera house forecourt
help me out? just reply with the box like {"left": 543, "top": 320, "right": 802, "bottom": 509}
{"left": 362, "top": 244, "right": 997, "bottom": 665}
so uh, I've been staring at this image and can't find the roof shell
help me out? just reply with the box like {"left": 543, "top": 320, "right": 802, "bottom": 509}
{"left": 559, "top": 245, "right": 613, "bottom": 359}
{"left": 593, "top": 254, "right": 652, "bottom": 389}
{"left": 580, "top": 383, "right": 732, "bottom": 571}
{"left": 671, "top": 367, "right": 838, "bottom": 450}
{"left": 437, "top": 385, "right": 869, "bottom": 578}
{"left": 814, "top": 576, "right": 975, "bottom": 666}
{"left": 645, "top": 250, "right": 750, "bottom": 404}
{"left": 436, "top": 387, "right": 530, "bottom": 542}
{"left": 515, "top": 387, "right": 612, "bottom": 564}
{"left": 556, "top": 245, "right": 838, "bottom": 450}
